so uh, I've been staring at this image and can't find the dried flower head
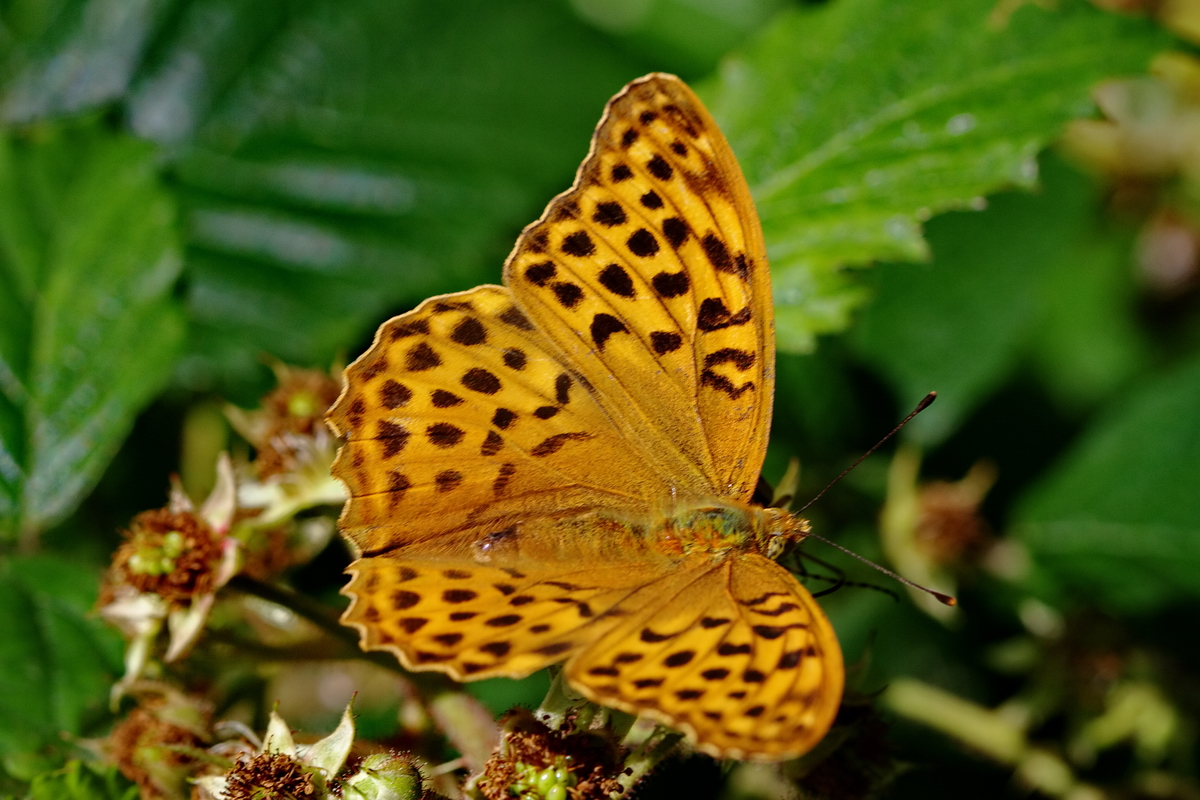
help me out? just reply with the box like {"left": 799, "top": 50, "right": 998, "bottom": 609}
{"left": 104, "top": 508, "right": 223, "bottom": 608}
{"left": 228, "top": 364, "right": 342, "bottom": 481}
{"left": 109, "top": 699, "right": 210, "bottom": 799}
{"left": 99, "top": 455, "right": 241, "bottom": 702}
{"left": 195, "top": 704, "right": 357, "bottom": 800}
{"left": 914, "top": 464, "right": 997, "bottom": 567}
{"left": 228, "top": 364, "right": 346, "bottom": 530}
{"left": 477, "top": 711, "right": 623, "bottom": 800}
{"left": 224, "top": 752, "right": 317, "bottom": 800}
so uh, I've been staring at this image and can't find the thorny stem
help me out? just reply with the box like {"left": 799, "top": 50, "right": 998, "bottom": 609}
{"left": 618, "top": 726, "right": 685, "bottom": 794}
{"left": 227, "top": 574, "right": 357, "bottom": 647}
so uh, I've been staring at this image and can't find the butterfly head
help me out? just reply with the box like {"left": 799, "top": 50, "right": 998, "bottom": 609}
{"left": 757, "top": 507, "right": 812, "bottom": 561}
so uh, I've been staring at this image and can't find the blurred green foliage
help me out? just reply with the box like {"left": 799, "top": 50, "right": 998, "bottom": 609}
{"left": 0, "top": 0, "right": 1197, "bottom": 798}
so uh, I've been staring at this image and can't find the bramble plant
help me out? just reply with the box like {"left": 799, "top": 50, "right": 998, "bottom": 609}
{"left": 2, "top": 1, "right": 1199, "bottom": 799}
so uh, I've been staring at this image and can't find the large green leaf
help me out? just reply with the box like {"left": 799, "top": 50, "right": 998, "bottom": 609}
{"left": 1013, "top": 352, "right": 1200, "bottom": 614}
{"left": 0, "top": 556, "right": 123, "bottom": 758}
{"left": 134, "top": 0, "right": 653, "bottom": 393}
{"left": 849, "top": 157, "right": 1100, "bottom": 443}
{"left": 704, "top": 0, "right": 1167, "bottom": 351}
{"left": 0, "top": 122, "right": 184, "bottom": 541}
{"left": 28, "top": 761, "right": 137, "bottom": 800}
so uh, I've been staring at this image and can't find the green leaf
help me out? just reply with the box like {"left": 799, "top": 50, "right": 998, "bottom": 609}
{"left": 849, "top": 156, "right": 1097, "bottom": 443}
{"left": 27, "top": 760, "right": 137, "bottom": 800}
{"left": 0, "top": 0, "right": 166, "bottom": 123}
{"left": 0, "top": 556, "right": 123, "bottom": 758}
{"left": 704, "top": 0, "right": 1167, "bottom": 351}
{"left": 566, "top": 0, "right": 788, "bottom": 77}
{"left": 0, "top": 121, "right": 184, "bottom": 541}
{"left": 131, "top": 0, "right": 651, "bottom": 392}
{"left": 1029, "top": 228, "right": 1149, "bottom": 411}
{"left": 1012, "top": 352, "right": 1200, "bottom": 614}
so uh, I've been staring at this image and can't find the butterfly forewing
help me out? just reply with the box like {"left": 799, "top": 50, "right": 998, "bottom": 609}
{"left": 505, "top": 76, "right": 773, "bottom": 501}
{"left": 328, "top": 284, "right": 672, "bottom": 557}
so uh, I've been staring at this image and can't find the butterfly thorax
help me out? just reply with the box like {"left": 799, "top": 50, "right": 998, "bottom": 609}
{"left": 645, "top": 500, "right": 810, "bottom": 562}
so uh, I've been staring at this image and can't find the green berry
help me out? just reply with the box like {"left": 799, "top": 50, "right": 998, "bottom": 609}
{"left": 162, "top": 531, "right": 185, "bottom": 558}
{"left": 288, "top": 391, "right": 318, "bottom": 418}
{"left": 535, "top": 768, "right": 557, "bottom": 793}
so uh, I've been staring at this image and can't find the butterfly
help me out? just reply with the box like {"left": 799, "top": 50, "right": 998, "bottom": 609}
{"left": 326, "top": 73, "right": 843, "bottom": 762}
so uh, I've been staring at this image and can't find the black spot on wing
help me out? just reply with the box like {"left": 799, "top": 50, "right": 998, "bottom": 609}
{"left": 405, "top": 342, "right": 441, "bottom": 371}
{"left": 697, "top": 298, "right": 751, "bottom": 331}
{"left": 390, "top": 319, "right": 429, "bottom": 340}
{"left": 450, "top": 317, "right": 486, "bottom": 345}
{"left": 702, "top": 234, "right": 735, "bottom": 275}
{"left": 647, "top": 154, "right": 673, "bottom": 181}
{"left": 381, "top": 380, "right": 412, "bottom": 409}
{"left": 591, "top": 314, "right": 628, "bottom": 349}
{"left": 652, "top": 271, "right": 689, "bottom": 298}
{"left": 701, "top": 370, "right": 755, "bottom": 400}
{"left": 555, "top": 373, "right": 572, "bottom": 405}
{"left": 627, "top": 229, "right": 659, "bottom": 258}
{"left": 426, "top": 423, "right": 465, "bottom": 448}
{"left": 562, "top": 231, "right": 596, "bottom": 257}
{"left": 525, "top": 262, "right": 556, "bottom": 286}
{"left": 492, "top": 463, "right": 516, "bottom": 495}
{"left": 593, "top": 202, "right": 626, "bottom": 227}
{"left": 480, "top": 431, "right": 503, "bottom": 456}
{"left": 462, "top": 368, "right": 501, "bottom": 395}
{"left": 499, "top": 306, "right": 534, "bottom": 331}
{"left": 662, "top": 217, "right": 689, "bottom": 248}
{"left": 704, "top": 348, "right": 756, "bottom": 371}
{"left": 502, "top": 348, "right": 527, "bottom": 370}
{"left": 378, "top": 421, "right": 410, "bottom": 458}
{"left": 598, "top": 264, "right": 635, "bottom": 297}
{"left": 525, "top": 229, "right": 549, "bottom": 253}
{"left": 430, "top": 389, "right": 463, "bottom": 408}
{"left": 530, "top": 433, "right": 591, "bottom": 457}
{"left": 551, "top": 282, "right": 584, "bottom": 309}
{"left": 650, "top": 331, "right": 682, "bottom": 355}
{"left": 435, "top": 470, "right": 463, "bottom": 492}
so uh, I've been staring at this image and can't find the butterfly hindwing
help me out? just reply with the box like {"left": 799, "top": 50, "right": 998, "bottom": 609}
{"left": 342, "top": 552, "right": 681, "bottom": 681}
{"left": 567, "top": 554, "right": 843, "bottom": 762}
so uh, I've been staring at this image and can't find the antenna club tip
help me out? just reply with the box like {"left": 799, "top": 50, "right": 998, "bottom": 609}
{"left": 934, "top": 592, "right": 957, "bottom": 607}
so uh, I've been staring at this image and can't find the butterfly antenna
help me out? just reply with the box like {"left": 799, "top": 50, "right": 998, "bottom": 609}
{"left": 801, "top": 530, "right": 956, "bottom": 606}
{"left": 791, "top": 391, "right": 954, "bottom": 607}
{"left": 796, "top": 392, "right": 937, "bottom": 515}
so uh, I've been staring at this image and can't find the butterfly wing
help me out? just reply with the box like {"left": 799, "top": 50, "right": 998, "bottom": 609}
{"left": 567, "top": 553, "right": 843, "bottom": 762}
{"left": 341, "top": 550, "right": 702, "bottom": 682}
{"left": 328, "top": 284, "right": 676, "bottom": 557}
{"left": 503, "top": 74, "right": 774, "bottom": 501}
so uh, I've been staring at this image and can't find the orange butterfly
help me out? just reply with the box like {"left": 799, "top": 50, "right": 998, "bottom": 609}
{"left": 326, "top": 73, "right": 843, "bottom": 761}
